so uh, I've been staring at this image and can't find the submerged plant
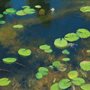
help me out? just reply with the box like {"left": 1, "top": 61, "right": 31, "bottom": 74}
{"left": 18, "top": 48, "right": 31, "bottom": 56}
{"left": 64, "top": 33, "right": 79, "bottom": 42}
{"left": 13, "top": 24, "right": 24, "bottom": 29}
{"left": 0, "top": 78, "right": 11, "bottom": 86}
{"left": 54, "top": 38, "right": 68, "bottom": 49}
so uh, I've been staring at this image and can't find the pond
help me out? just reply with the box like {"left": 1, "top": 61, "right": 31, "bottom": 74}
{"left": 0, "top": 0, "right": 90, "bottom": 90}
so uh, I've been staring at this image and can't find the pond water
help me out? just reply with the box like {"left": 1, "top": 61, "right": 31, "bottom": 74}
{"left": 0, "top": 0, "right": 90, "bottom": 90}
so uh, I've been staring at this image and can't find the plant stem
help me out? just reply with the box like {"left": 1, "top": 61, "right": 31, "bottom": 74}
{"left": 72, "top": 85, "right": 75, "bottom": 90}
{"left": 15, "top": 62, "right": 25, "bottom": 67}
{"left": 0, "top": 68, "right": 9, "bottom": 72}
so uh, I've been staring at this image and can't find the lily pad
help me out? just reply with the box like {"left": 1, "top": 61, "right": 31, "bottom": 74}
{"left": 16, "top": 10, "right": 26, "bottom": 16}
{"left": 50, "top": 83, "right": 60, "bottom": 90}
{"left": 2, "top": 57, "right": 17, "bottom": 64}
{"left": 0, "top": 14, "right": 3, "bottom": 18}
{"left": 18, "top": 48, "right": 31, "bottom": 56}
{"left": 0, "top": 20, "right": 6, "bottom": 24}
{"left": 44, "top": 49, "right": 53, "bottom": 53}
{"left": 62, "top": 49, "right": 70, "bottom": 55}
{"left": 80, "top": 61, "right": 90, "bottom": 71}
{"left": 35, "top": 72, "right": 43, "bottom": 79}
{"left": 54, "top": 38, "right": 68, "bottom": 48}
{"left": 4, "top": 8, "right": 16, "bottom": 14}
{"left": 38, "top": 67, "right": 49, "bottom": 76}
{"left": 62, "top": 58, "right": 71, "bottom": 62}
{"left": 35, "top": 5, "right": 42, "bottom": 9}
{"left": 59, "top": 79, "right": 72, "bottom": 89}
{"left": 68, "top": 70, "right": 78, "bottom": 79}
{"left": 86, "top": 50, "right": 90, "bottom": 53}
{"left": 81, "top": 84, "right": 90, "bottom": 90}
{"left": 23, "top": 8, "right": 35, "bottom": 14}
{"left": 76, "top": 28, "right": 90, "bottom": 38}
{"left": 80, "top": 6, "right": 90, "bottom": 13}
{"left": 52, "top": 61, "right": 61, "bottom": 68}
{"left": 13, "top": 24, "right": 24, "bottom": 29}
{"left": 72, "top": 77, "right": 85, "bottom": 86}
{"left": 0, "top": 78, "right": 11, "bottom": 86}
{"left": 64, "top": 33, "right": 79, "bottom": 42}
{"left": 39, "top": 44, "right": 51, "bottom": 50}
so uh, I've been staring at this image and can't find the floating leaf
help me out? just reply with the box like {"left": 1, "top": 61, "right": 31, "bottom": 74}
{"left": 52, "top": 61, "right": 61, "bottom": 69}
{"left": 22, "top": 6, "right": 30, "bottom": 9}
{"left": 0, "top": 14, "right": 3, "bottom": 18}
{"left": 72, "top": 77, "right": 85, "bottom": 86}
{"left": 86, "top": 50, "right": 90, "bottom": 53}
{"left": 4, "top": 8, "right": 16, "bottom": 14}
{"left": 54, "top": 38, "right": 68, "bottom": 48}
{"left": 62, "top": 49, "right": 70, "bottom": 55}
{"left": 35, "top": 72, "right": 43, "bottom": 79}
{"left": 68, "top": 70, "right": 78, "bottom": 79}
{"left": 0, "top": 78, "right": 11, "bottom": 86}
{"left": 0, "top": 20, "right": 6, "bottom": 24}
{"left": 80, "top": 6, "right": 90, "bottom": 13}
{"left": 16, "top": 10, "right": 26, "bottom": 16}
{"left": 35, "top": 5, "right": 42, "bottom": 9}
{"left": 44, "top": 49, "right": 53, "bottom": 53}
{"left": 80, "top": 61, "right": 90, "bottom": 71}
{"left": 2, "top": 57, "right": 17, "bottom": 64}
{"left": 62, "top": 58, "right": 70, "bottom": 62}
{"left": 23, "top": 8, "right": 35, "bottom": 14}
{"left": 13, "top": 24, "right": 24, "bottom": 29}
{"left": 81, "top": 84, "right": 90, "bottom": 90}
{"left": 59, "top": 79, "right": 72, "bottom": 89}
{"left": 39, "top": 44, "right": 50, "bottom": 50}
{"left": 64, "top": 33, "right": 79, "bottom": 42}
{"left": 50, "top": 83, "right": 60, "bottom": 90}
{"left": 76, "top": 28, "right": 90, "bottom": 38}
{"left": 18, "top": 48, "right": 31, "bottom": 56}
{"left": 38, "top": 67, "right": 49, "bottom": 76}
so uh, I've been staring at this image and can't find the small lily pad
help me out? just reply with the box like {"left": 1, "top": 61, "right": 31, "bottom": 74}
{"left": 39, "top": 44, "right": 51, "bottom": 50}
{"left": 23, "top": 8, "right": 35, "bottom": 14}
{"left": 86, "top": 50, "right": 90, "bottom": 53}
{"left": 52, "top": 61, "right": 61, "bottom": 68}
{"left": 44, "top": 49, "right": 53, "bottom": 53}
{"left": 16, "top": 10, "right": 26, "bottom": 16}
{"left": 80, "top": 61, "right": 90, "bottom": 71}
{"left": 35, "top": 72, "right": 43, "bottom": 79}
{"left": 54, "top": 38, "right": 68, "bottom": 48}
{"left": 0, "top": 20, "right": 6, "bottom": 24}
{"left": 4, "top": 8, "right": 16, "bottom": 14}
{"left": 64, "top": 33, "right": 79, "bottom": 42}
{"left": 76, "top": 28, "right": 90, "bottom": 38}
{"left": 62, "top": 49, "right": 70, "bottom": 55}
{"left": 0, "top": 14, "right": 3, "bottom": 18}
{"left": 18, "top": 48, "right": 31, "bottom": 56}
{"left": 13, "top": 24, "right": 24, "bottom": 29}
{"left": 68, "top": 70, "right": 78, "bottom": 79}
{"left": 0, "top": 78, "right": 11, "bottom": 86}
{"left": 59, "top": 79, "right": 72, "bottom": 89}
{"left": 72, "top": 77, "right": 85, "bottom": 86}
{"left": 35, "top": 5, "right": 42, "bottom": 9}
{"left": 81, "top": 84, "right": 90, "bottom": 90}
{"left": 50, "top": 83, "right": 60, "bottom": 90}
{"left": 62, "top": 58, "right": 70, "bottom": 62}
{"left": 80, "top": 6, "right": 90, "bottom": 13}
{"left": 2, "top": 57, "right": 17, "bottom": 64}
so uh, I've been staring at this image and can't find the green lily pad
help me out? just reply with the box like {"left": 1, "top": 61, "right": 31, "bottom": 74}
{"left": 62, "top": 58, "right": 71, "bottom": 62}
{"left": 38, "top": 67, "right": 49, "bottom": 76}
{"left": 0, "top": 78, "right": 11, "bottom": 86}
{"left": 35, "top": 5, "right": 42, "bottom": 9}
{"left": 68, "top": 70, "right": 78, "bottom": 79}
{"left": 0, "top": 20, "right": 6, "bottom": 24}
{"left": 76, "top": 28, "right": 90, "bottom": 38}
{"left": 81, "top": 84, "right": 90, "bottom": 90}
{"left": 23, "top": 8, "right": 35, "bottom": 14}
{"left": 18, "top": 48, "right": 31, "bottom": 56}
{"left": 54, "top": 38, "right": 68, "bottom": 48}
{"left": 86, "top": 50, "right": 90, "bottom": 53}
{"left": 0, "top": 14, "right": 3, "bottom": 18}
{"left": 4, "top": 8, "right": 16, "bottom": 14}
{"left": 16, "top": 10, "right": 26, "bottom": 16}
{"left": 59, "top": 79, "right": 72, "bottom": 89}
{"left": 64, "top": 33, "right": 79, "bottom": 42}
{"left": 62, "top": 49, "right": 70, "bottom": 55}
{"left": 13, "top": 24, "right": 24, "bottom": 29}
{"left": 72, "top": 77, "right": 85, "bottom": 86}
{"left": 2, "top": 57, "right": 17, "bottom": 64}
{"left": 22, "top": 6, "right": 30, "bottom": 9}
{"left": 44, "top": 49, "right": 53, "bottom": 53}
{"left": 80, "top": 61, "right": 90, "bottom": 71}
{"left": 80, "top": 6, "right": 90, "bottom": 13}
{"left": 39, "top": 44, "right": 51, "bottom": 50}
{"left": 50, "top": 83, "right": 60, "bottom": 90}
{"left": 35, "top": 72, "right": 43, "bottom": 79}
{"left": 52, "top": 61, "right": 61, "bottom": 68}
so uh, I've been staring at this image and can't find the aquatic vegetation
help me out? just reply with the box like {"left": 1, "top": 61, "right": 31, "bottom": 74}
{"left": 52, "top": 61, "right": 61, "bottom": 69}
{"left": 0, "top": 78, "right": 11, "bottom": 86}
{"left": 35, "top": 67, "right": 49, "bottom": 79}
{"left": 62, "top": 49, "right": 70, "bottom": 55}
{"left": 3, "top": 8, "right": 16, "bottom": 14}
{"left": 62, "top": 57, "right": 70, "bottom": 62}
{"left": 59, "top": 77, "right": 85, "bottom": 89}
{"left": 76, "top": 28, "right": 90, "bottom": 38}
{"left": 81, "top": 84, "right": 90, "bottom": 90}
{"left": 80, "top": 61, "right": 90, "bottom": 71}
{"left": 54, "top": 38, "right": 68, "bottom": 49}
{"left": 2, "top": 57, "right": 17, "bottom": 64}
{"left": 18, "top": 48, "right": 31, "bottom": 56}
{"left": 39, "top": 9, "right": 45, "bottom": 16}
{"left": 35, "top": 5, "right": 42, "bottom": 9}
{"left": 50, "top": 83, "right": 60, "bottom": 90}
{"left": 86, "top": 49, "right": 90, "bottom": 53}
{"left": 39, "top": 44, "right": 53, "bottom": 53}
{"left": 80, "top": 6, "right": 90, "bottom": 13}
{"left": 13, "top": 24, "right": 24, "bottom": 29}
{"left": 0, "top": 20, "right": 6, "bottom": 24}
{"left": 64, "top": 33, "right": 79, "bottom": 42}
{"left": 0, "top": 14, "right": 3, "bottom": 18}
{"left": 68, "top": 70, "right": 78, "bottom": 79}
